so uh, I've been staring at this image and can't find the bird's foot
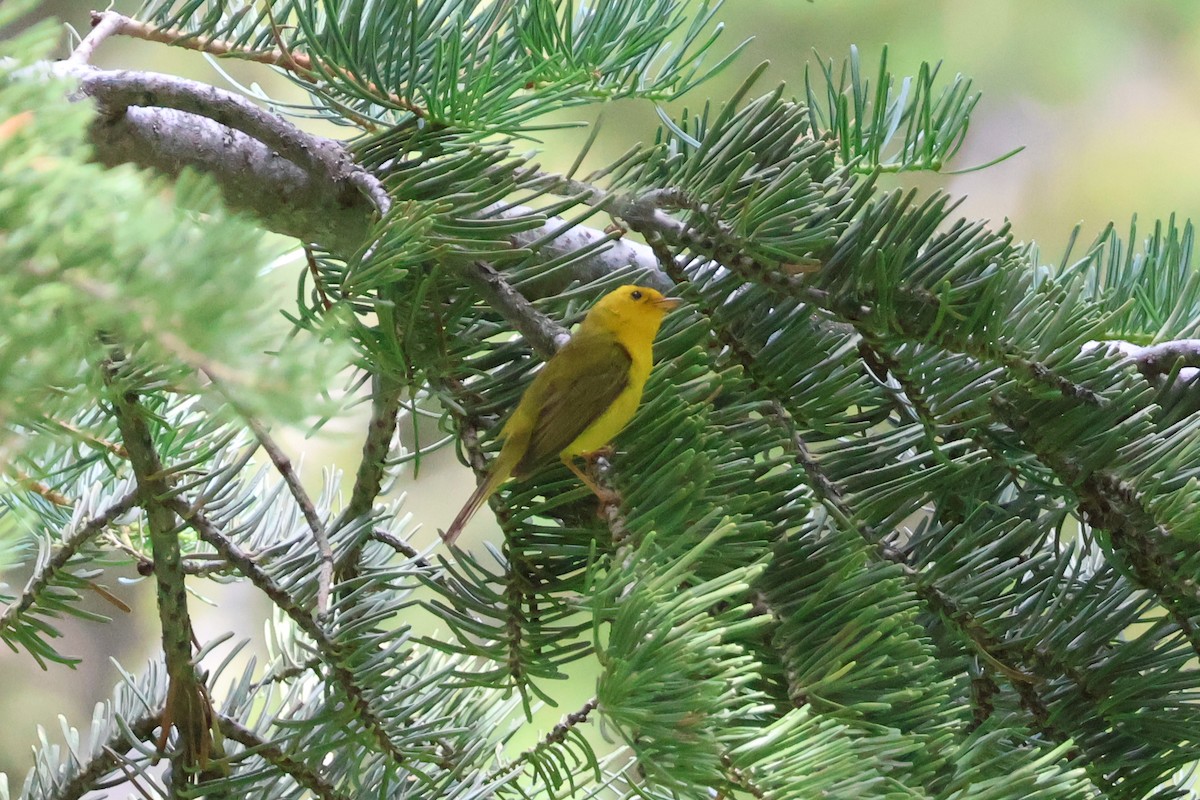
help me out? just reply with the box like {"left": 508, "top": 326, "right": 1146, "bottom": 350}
{"left": 562, "top": 454, "right": 622, "bottom": 511}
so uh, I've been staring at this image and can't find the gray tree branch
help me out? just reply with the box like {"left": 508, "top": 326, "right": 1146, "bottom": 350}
{"left": 48, "top": 63, "right": 381, "bottom": 258}
{"left": 42, "top": 59, "right": 1189, "bottom": 387}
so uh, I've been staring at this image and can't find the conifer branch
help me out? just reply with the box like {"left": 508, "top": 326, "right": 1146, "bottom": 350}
{"left": 502, "top": 558, "right": 533, "bottom": 698}
{"left": 341, "top": 375, "right": 404, "bottom": 526}
{"left": 1009, "top": 684, "right": 1091, "bottom": 777}
{"left": 18, "top": 9, "right": 1200, "bottom": 794}
{"left": 991, "top": 396, "right": 1200, "bottom": 658}
{"left": 765, "top": 395, "right": 1040, "bottom": 686}
{"left": 856, "top": 336, "right": 954, "bottom": 461}
{"left": 56, "top": 714, "right": 161, "bottom": 800}
{"left": 645, "top": 243, "right": 1114, "bottom": 763}
{"left": 18, "top": 260, "right": 254, "bottom": 388}
{"left": 432, "top": 373, "right": 532, "bottom": 687}
{"left": 200, "top": 367, "right": 334, "bottom": 611}
{"left": 0, "top": 489, "right": 137, "bottom": 648}
{"left": 765, "top": 381, "right": 1111, "bottom": 774}
{"left": 485, "top": 697, "right": 599, "bottom": 784}
{"left": 104, "top": 362, "right": 216, "bottom": 789}
{"left": 857, "top": 343, "right": 1025, "bottom": 484}
{"left": 966, "top": 669, "right": 998, "bottom": 734}
{"left": 88, "top": 10, "right": 429, "bottom": 122}
{"left": 217, "top": 715, "right": 350, "bottom": 800}
{"left": 167, "top": 498, "right": 326, "bottom": 643}
{"left": 44, "top": 58, "right": 1200, "bottom": 395}
{"left": 101, "top": 749, "right": 164, "bottom": 800}
{"left": 460, "top": 200, "right": 1196, "bottom": 787}
{"left": 436, "top": 374, "right": 493, "bottom": 492}
{"left": 165, "top": 496, "right": 421, "bottom": 774}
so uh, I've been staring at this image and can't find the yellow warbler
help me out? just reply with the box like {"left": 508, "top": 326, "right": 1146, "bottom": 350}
{"left": 443, "top": 284, "right": 679, "bottom": 544}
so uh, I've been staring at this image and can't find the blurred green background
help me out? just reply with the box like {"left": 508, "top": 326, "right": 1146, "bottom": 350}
{"left": 5, "top": 0, "right": 1200, "bottom": 788}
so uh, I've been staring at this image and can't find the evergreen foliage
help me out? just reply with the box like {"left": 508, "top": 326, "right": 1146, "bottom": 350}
{"left": 2, "top": 1, "right": 1199, "bottom": 798}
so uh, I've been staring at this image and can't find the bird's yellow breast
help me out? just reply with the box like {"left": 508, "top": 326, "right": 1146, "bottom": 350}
{"left": 563, "top": 345, "right": 652, "bottom": 456}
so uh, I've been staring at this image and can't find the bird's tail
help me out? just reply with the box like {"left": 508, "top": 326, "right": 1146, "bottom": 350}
{"left": 442, "top": 464, "right": 510, "bottom": 546}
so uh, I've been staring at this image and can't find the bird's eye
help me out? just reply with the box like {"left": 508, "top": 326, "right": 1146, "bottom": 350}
{"left": 630, "top": 290, "right": 643, "bottom": 300}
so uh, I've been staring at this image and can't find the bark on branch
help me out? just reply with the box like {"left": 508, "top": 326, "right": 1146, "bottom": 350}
{"left": 50, "top": 62, "right": 382, "bottom": 258}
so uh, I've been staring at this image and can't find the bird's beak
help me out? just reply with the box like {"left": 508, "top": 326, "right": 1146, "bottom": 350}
{"left": 655, "top": 296, "right": 682, "bottom": 310}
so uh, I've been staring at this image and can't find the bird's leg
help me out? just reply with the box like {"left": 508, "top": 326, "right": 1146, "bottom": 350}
{"left": 561, "top": 454, "right": 620, "bottom": 507}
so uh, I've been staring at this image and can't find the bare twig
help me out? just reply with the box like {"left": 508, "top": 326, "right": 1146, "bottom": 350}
{"left": 247, "top": 656, "right": 323, "bottom": 693}
{"left": 1086, "top": 339, "right": 1200, "bottom": 380}
{"left": 90, "top": 10, "right": 428, "bottom": 120}
{"left": 33, "top": 60, "right": 383, "bottom": 255}
{"left": 67, "top": 11, "right": 125, "bottom": 66}
{"left": 369, "top": 528, "right": 438, "bottom": 574}
{"left": 114, "top": 538, "right": 244, "bottom": 578}
{"left": 7, "top": 469, "right": 73, "bottom": 506}
{"left": 88, "top": 11, "right": 307, "bottom": 72}
{"left": 497, "top": 205, "right": 671, "bottom": 296}
{"left": 245, "top": 417, "right": 334, "bottom": 614}
{"left": 609, "top": 189, "right": 691, "bottom": 242}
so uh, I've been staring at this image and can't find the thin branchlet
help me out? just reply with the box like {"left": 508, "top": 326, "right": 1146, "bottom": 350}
{"left": 464, "top": 261, "right": 569, "bottom": 357}
{"left": 482, "top": 697, "right": 599, "bottom": 785}
{"left": 217, "top": 715, "right": 350, "bottom": 800}
{"left": 0, "top": 489, "right": 136, "bottom": 634}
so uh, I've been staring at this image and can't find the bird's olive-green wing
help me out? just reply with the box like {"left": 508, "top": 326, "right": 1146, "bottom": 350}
{"left": 514, "top": 332, "right": 632, "bottom": 476}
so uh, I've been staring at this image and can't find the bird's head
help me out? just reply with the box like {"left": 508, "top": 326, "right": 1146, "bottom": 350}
{"left": 583, "top": 285, "right": 681, "bottom": 342}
